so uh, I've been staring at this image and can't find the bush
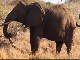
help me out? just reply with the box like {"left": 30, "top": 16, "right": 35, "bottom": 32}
{"left": 46, "top": 2, "right": 53, "bottom": 7}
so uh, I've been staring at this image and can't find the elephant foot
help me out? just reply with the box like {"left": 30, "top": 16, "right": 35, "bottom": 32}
{"left": 30, "top": 42, "right": 39, "bottom": 55}
{"left": 31, "top": 48, "right": 38, "bottom": 55}
{"left": 65, "top": 42, "right": 71, "bottom": 55}
{"left": 32, "top": 51, "right": 36, "bottom": 55}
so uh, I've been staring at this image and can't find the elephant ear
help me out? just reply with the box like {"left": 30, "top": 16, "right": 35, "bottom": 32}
{"left": 26, "top": 2, "right": 44, "bottom": 27}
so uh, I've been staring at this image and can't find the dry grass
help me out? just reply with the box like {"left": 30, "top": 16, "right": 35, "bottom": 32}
{"left": 0, "top": 1, "right": 80, "bottom": 59}
{"left": 0, "top": 27, "right": 80, "bottom": 59}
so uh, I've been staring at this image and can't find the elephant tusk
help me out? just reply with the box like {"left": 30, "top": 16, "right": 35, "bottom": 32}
{"left": 0, "top": 21, "right": 12, "bottom": 26}
{"left": 21, "top": 0, "right": 26, "bottom": 6}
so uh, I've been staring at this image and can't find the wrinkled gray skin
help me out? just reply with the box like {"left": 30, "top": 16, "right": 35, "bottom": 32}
{"left": 3, "top": 2, "right": 79, "bottom": 54}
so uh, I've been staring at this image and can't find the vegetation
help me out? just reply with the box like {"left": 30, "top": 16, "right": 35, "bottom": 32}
{"left": 46, "top": 2, "right": 53, "bottom": 7}
{"left": 0, "top": 0, "right": 80, "bottom": 59}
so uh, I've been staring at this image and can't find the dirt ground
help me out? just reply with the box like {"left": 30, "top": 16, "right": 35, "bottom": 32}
{"left": 0, "top": 27, "right": 79, "bottom": 59}
{"left": 0, "top": 1, "right": 80, "bottom": 59}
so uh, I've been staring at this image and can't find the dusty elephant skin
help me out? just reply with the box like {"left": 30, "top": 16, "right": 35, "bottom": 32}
{"left": 43, "top": 5, "right": 77, "bottom": 54}
{"left": 2, "top": 2, "right": 79, "bottom": 55}
{"left": 3, "top": 2, "right": 44, "bottom": 54}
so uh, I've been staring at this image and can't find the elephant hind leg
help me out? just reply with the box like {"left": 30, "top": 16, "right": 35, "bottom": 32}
{"left": 65, "top": 41, "right": 72, "bottom": 55}
{"left": 65, "top": 28, "right": 73, "bottom": 54}
{"left": 56, "top": 41, "right": 63, "bottom": 54}
{"left": 65, "top": 35, "right": 73, "bottom": 54}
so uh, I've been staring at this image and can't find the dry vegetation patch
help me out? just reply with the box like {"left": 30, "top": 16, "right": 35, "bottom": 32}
{"left": 0, "top": 1, "right": 80, "bottom": 59}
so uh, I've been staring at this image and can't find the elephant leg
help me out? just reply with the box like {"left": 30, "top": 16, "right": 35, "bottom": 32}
{"left": 30, "top": 27, "right": 36, "bottom": 54}
{"left": 65, "top": 28, "right": 73, "bottom": 54}
{"left": 56, "top": 41, "right": 63, "bottom": 54}
{"left": 65, "top": 41, "right": 72, "bottom": 55}
{"left": 65, "top": 37, "right": 73, "bottom": 54}
{"left": 30, "top": 23, "right": 43, "bottom": 54}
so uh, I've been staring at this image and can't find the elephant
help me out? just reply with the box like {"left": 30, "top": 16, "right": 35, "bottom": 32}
{"left": 43, "top": 5, "right": 77, "bottom": 54}
{"left": 2, "top": 1, "right": 80, "bottom": 54}
{"left": 3, "top": 2, "right": 45, "bottom": 54}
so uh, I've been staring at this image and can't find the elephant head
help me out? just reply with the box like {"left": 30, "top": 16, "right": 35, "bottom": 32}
{"left": 25, "top": 2, "right": 44, "bottom": 27}
{"left": 3, "top": 2, "right": 44, "bottom": 39}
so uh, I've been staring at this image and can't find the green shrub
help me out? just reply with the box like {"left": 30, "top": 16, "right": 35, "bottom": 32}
{"left": 46, "top": 2, "right": 53, "bottom": 7}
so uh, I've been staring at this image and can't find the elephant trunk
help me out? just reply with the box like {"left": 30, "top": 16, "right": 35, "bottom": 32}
{"left": 3, "top": 17, "right": 12, "bottom": 38}
{"left": 3, "top": 23, "right": 8, "bottom": 37}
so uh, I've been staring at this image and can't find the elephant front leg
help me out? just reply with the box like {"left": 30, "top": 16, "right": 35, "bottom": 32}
{"left": 30, "top": 26, "right": 43, "bottom": 54}
{"left": 30, "top": 32, "right": 39, "bottom": 54}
